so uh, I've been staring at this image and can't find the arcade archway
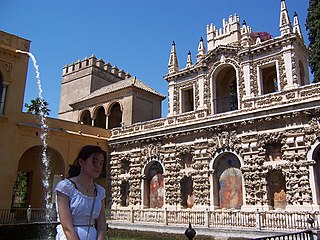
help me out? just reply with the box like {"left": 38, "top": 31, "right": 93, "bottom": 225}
{"left": 12, "top": 146, "right": 64, "bottom": 208}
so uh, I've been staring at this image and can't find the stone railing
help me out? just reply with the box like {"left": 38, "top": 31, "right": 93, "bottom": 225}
{"left": 109, "top": 209, "right": 319, "bottom": 232}
{"left": 241, "top": 82, "right": 320, "bottom": 109}
{"left": 0, "top": 207, "right": 57, "bottom": 224}
{"left": 2, "top": 207, "right": 317, "bottom": 232}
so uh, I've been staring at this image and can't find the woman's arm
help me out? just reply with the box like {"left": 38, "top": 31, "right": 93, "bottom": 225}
{"left": 56, "top": 191, "right": 80, "bottom": 240}
{"left": 96, "top": 200, "right": 107, "bottom": 240}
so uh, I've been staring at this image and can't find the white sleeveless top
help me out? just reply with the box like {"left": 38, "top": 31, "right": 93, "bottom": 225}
{"left": 55, "top": 179, "right": 106, "bottom": 240}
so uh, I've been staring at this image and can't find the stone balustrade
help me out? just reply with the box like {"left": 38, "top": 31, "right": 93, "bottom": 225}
{"left": 109, "top": 208, "right": 319, "bottom": 232}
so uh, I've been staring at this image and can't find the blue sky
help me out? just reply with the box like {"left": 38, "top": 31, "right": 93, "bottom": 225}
{"left": 1, "top": 0, "right": 310, "bottom": 118}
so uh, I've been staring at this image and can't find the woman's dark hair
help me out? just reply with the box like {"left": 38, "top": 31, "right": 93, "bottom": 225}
{"left": 67, "top": 145, "right": 106, "bottom": 178}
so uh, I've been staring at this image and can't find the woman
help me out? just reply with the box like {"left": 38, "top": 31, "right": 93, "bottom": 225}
{"left": 55, "top": 145, "right": 107, "bottom": 240}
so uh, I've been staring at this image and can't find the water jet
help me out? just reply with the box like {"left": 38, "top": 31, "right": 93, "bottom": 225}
{"left": 16, "top": 49, "right": 54, "bottom": 237}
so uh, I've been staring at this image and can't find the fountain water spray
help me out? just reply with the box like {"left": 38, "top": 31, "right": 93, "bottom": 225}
{"left": 16, "top": 49, "right": 53, "bottom": 222}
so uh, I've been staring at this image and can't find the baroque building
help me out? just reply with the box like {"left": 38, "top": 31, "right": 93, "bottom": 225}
{"left": 105, "top": 0, "right": 320, "bottom": 212}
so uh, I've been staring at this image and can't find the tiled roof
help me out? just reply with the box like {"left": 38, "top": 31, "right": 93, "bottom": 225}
{"left": 75, "top": 77, "right": 165, "bottom": 104}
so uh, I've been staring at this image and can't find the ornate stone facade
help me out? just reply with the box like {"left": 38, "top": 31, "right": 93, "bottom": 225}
{"left": 108, "top": 1, "right": 320, "bottom": 212}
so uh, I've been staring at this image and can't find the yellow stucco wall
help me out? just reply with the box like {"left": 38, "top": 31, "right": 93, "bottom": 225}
{"left": 0, "top": 31, "right": 111, "bottom": 209}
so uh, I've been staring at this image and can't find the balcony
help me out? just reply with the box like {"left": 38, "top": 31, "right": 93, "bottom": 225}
{"left": 213, "top": 95, "right": 238, "bottom": 114}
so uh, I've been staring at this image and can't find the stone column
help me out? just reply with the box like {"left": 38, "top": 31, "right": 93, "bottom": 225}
{"left": 242, "top": 62, "right": 251, "bottom": 98}
{"left": 0, "top": 82, "right": 8, "bottom": 115}
{"left": 282, "top": 43, "right": 298, "bottom": 90}
{"left": 105, "top": 114, "right": 109, "bottom": 129}
{"left": 167, "top": 82, "right": 175, "bottom": 117}
{"left": 196, "top": 72, "right": 206, "bottom": 110}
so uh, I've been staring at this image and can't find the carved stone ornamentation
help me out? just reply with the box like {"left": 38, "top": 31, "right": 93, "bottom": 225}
{"left": 305, "top": 116, "right": 320, "bottom": 150}
{"left": 105, "top": 10, "right": 320, "bottom": 212}
{"left": 208, "top": 130, "right": 241, "bottom": 155}
{"left": 0, "top": 61, "right": 13, "bottom": 78}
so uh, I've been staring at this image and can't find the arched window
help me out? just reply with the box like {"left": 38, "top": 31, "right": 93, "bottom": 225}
{"left": 80, "top": 110, "right": 91, "bottom": 126}
{"left": 213, "top": 65, "right": 238, "bottom": 114}
{"left": 108, "top": 102, "right": 122, "bottom": 129}
{"left": 94, "top": 107, "right": 106, "bottom": 129}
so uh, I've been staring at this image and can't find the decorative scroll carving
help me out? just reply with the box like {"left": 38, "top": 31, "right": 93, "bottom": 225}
{"left": 257, "top": 132, "right": 285, "bottom": 148}
{"left": 142, "top": 143, "right": 163, "bottom": 162}
{"left": 208, "top": 130, "right": 241, "bottom": 155}
{"left": 176, "top": 145, "right": 193, "bottom": 155}
{"left": 0, "top": 61, "right": 13, "bottom": 78}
